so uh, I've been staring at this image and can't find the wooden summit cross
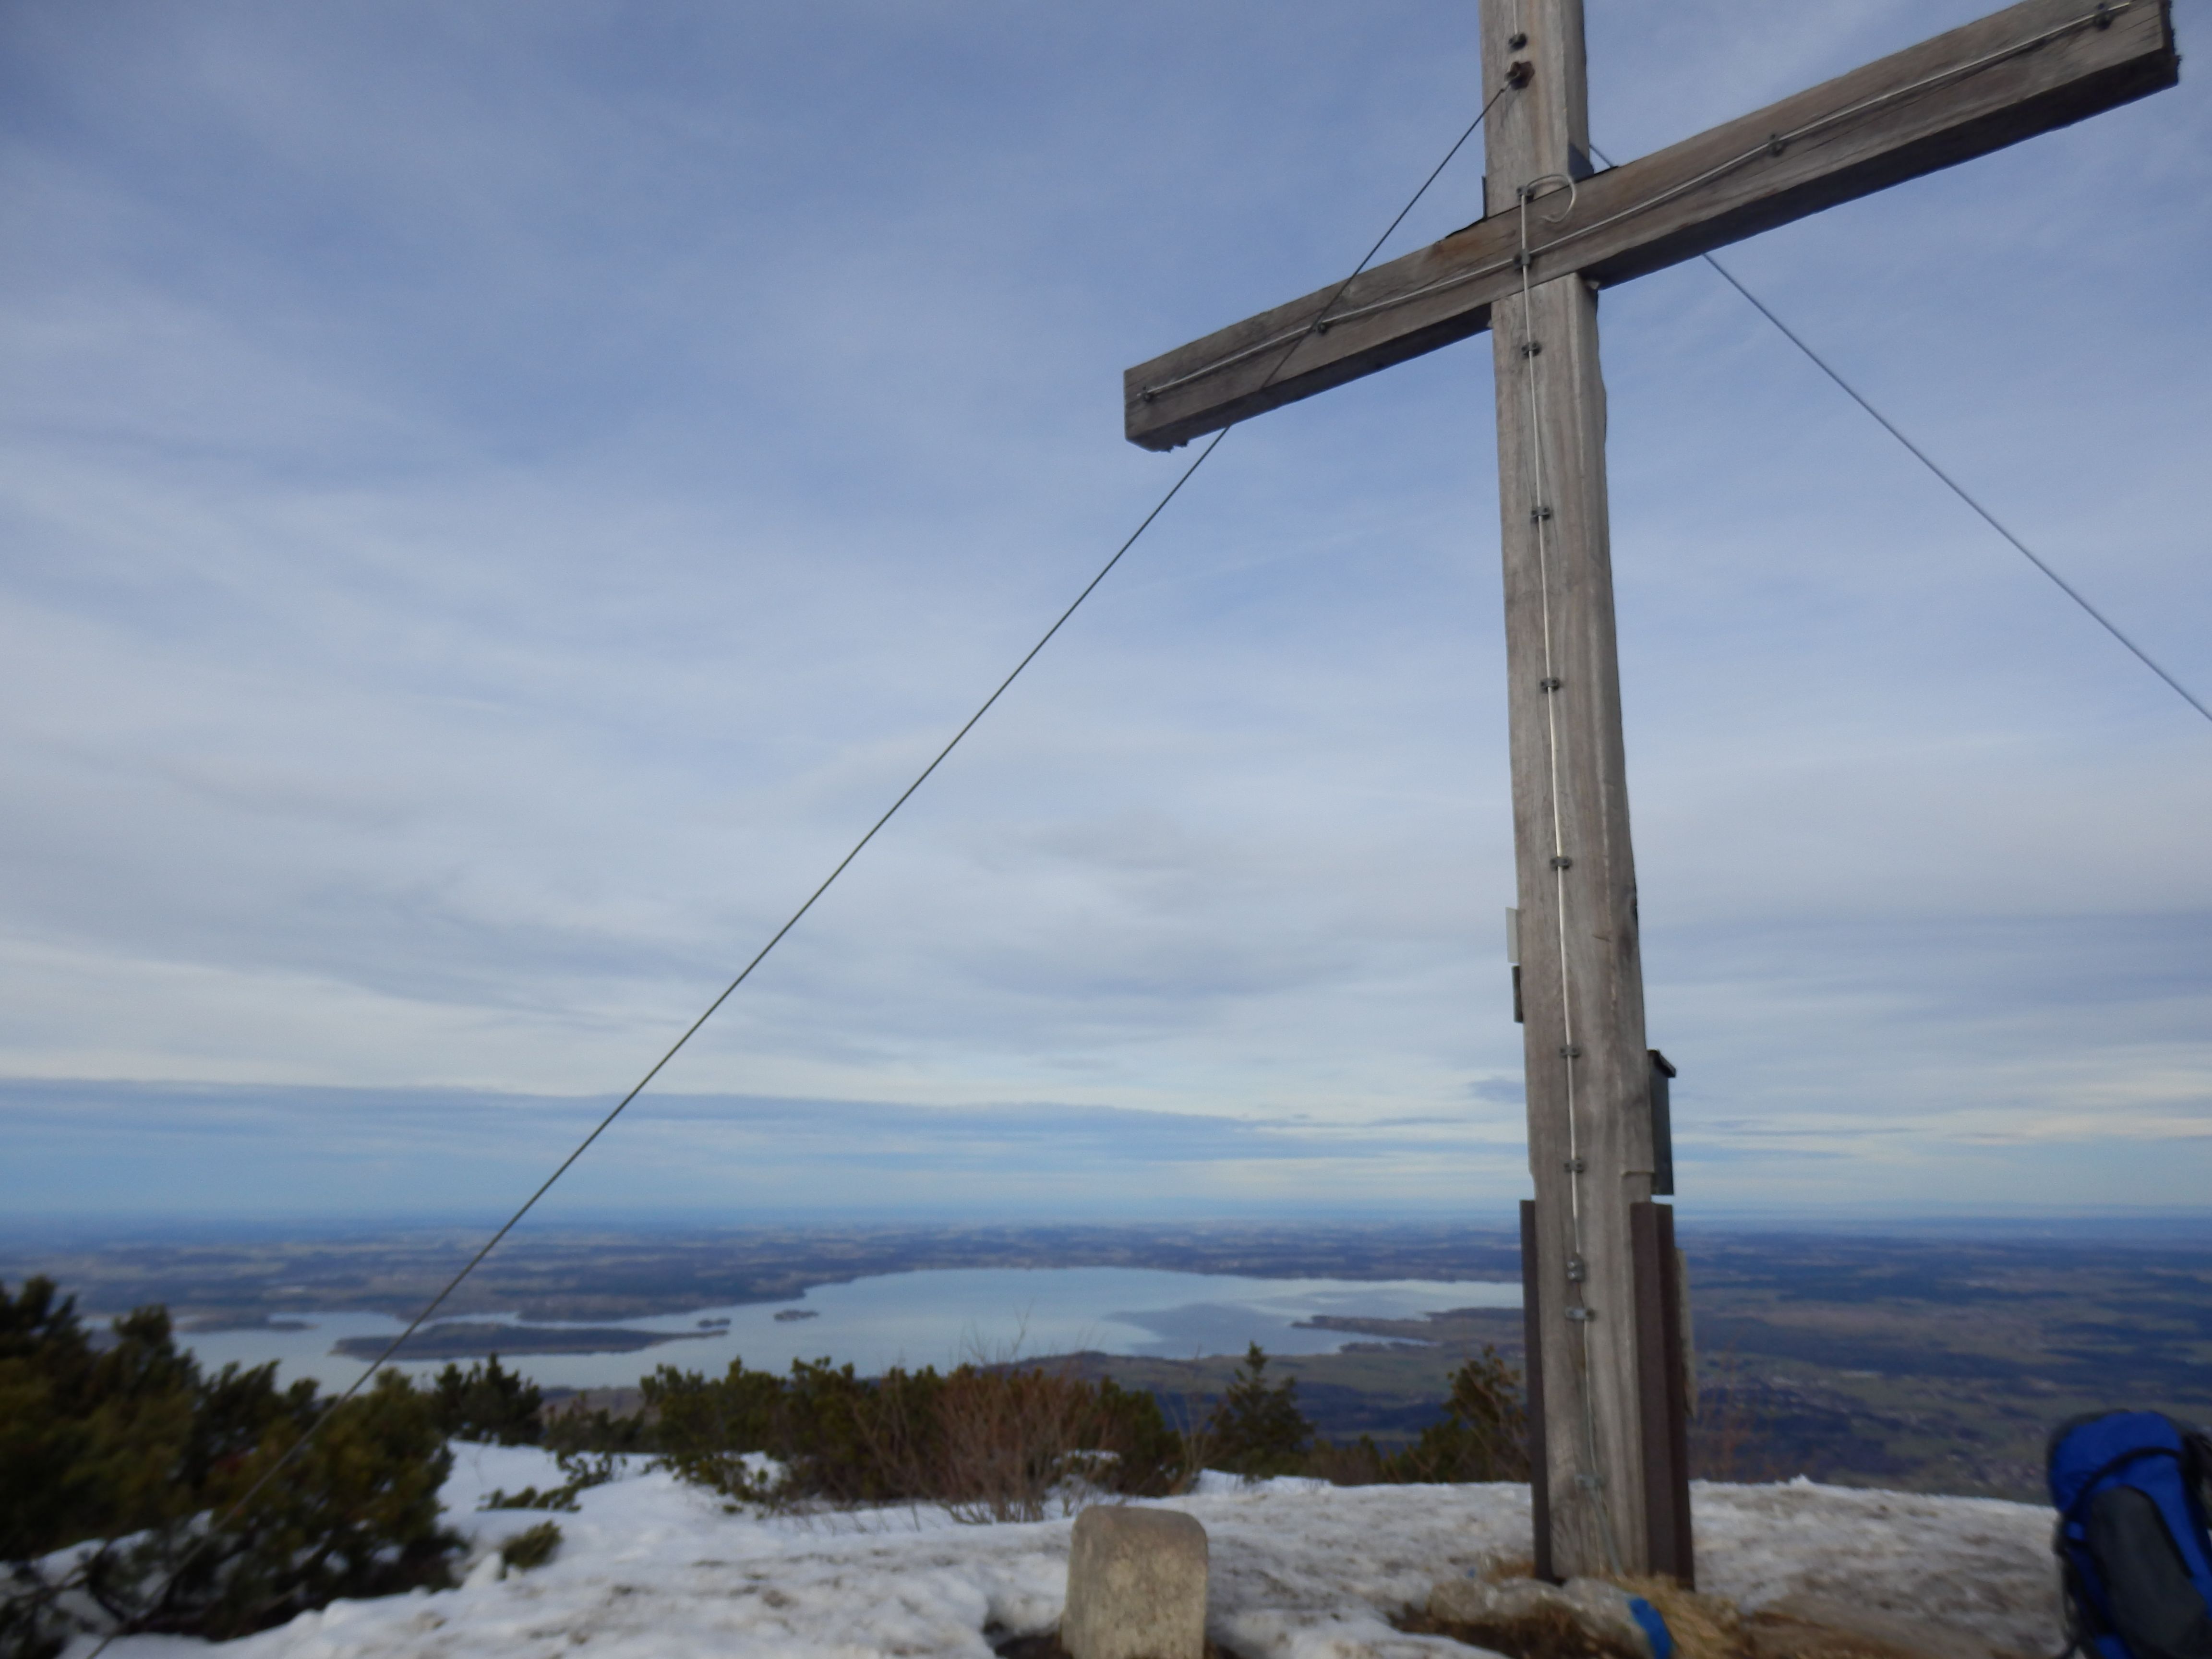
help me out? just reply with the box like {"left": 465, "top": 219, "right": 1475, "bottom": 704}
{"left": 1125, "top": 0, "right": 2176, "bottom": 1582}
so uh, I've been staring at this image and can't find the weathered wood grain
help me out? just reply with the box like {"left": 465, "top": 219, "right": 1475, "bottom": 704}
{"left": 1125, "top": 0, "right": 2174, "bottom": 450}
{"left": 1483, "top": 0, "right": 1665, "bottom": 1580}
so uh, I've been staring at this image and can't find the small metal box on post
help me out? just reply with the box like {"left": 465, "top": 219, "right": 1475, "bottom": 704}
{"left": 1506, "top": 906, "right": 1524, "bottom": 1024}
{"left": 1647, "top": 1050, "right": 1676, "bottom": 1197}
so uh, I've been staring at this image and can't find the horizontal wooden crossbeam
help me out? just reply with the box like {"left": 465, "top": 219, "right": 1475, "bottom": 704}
{"left": 1124, "top": 0, "right": 2176, "bottom": 451}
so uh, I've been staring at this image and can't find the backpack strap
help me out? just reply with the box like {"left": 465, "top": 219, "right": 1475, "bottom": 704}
{"left": 2054, "top": 1513, "right": 2112, "bottom": 1659}
{"left": 2062, "top": 1446, "right": 2186, "bottom": 1522}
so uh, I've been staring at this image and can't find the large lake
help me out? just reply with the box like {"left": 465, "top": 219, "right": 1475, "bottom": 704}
{"left": 177, "top": 1266, "right": 1519, "bottom": 1393}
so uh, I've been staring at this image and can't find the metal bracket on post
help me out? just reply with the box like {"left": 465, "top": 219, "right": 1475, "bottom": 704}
{"left": 1507, "top": 907, "right": 1524, "bottom": 1024}
{"left": 1648, "top": 1050, "right": 1677, "bottom": 1196}
{"left": 1630, "top": 1201, "right": 1695, "bottom": 1586}
{"left": 1520, "top": 1200, "right": 1555, "bottom": 1584}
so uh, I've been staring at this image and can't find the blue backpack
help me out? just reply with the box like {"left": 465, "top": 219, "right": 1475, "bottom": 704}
{"left": 2048, "top": 1411, "right": 2212, "bottom": 1659}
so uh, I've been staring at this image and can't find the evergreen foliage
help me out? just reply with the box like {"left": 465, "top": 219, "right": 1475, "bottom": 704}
{"left": 542, "top": 1401, "right": 655, "bottom": 1457}
{"left": 2, "top": 1279, "right": 1531, "bottom": 1657}
{"left": 644, "top": 1356, "right": 1183, "bottom": 1516}
{"left": 1398, "top": 1346, "right": 1529, "bottom": 1482}
{"left": 497, "top": 1521, "right": 562, "bottom": 1574}
{"left": 0, "top": 1278, "right": 459, "bottom": 1658}
{"left": 1203, "top": 1344, "right": 1315, "bottom": 1479}
{"left": 481, "top": 1451, "right": 622, "bottom": 1513}
{"left": 1302, "top": 1348, "right": 1530, "bottom": 1486}
{"left": 426, "top": 1356, "right": 543, "bottom": 1446}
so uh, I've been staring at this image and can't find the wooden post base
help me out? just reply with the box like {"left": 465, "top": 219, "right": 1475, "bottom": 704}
{"left": 1521, "top": 1198, "right": 1692, "bottom": 1584}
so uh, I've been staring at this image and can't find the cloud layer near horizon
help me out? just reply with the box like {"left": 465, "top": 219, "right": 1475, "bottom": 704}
{"left": 2, "top": 0, "right": 2207, "bottom": 1220}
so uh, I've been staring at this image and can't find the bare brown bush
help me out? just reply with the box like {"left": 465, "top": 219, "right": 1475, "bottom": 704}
{"left": 933, "top": 1365, "right": 1104, "bottom": 1523}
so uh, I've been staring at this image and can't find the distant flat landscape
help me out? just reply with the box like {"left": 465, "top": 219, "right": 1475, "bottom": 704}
{"left": 7, "top": 1217, "right": 2208, "bottom": 1501}
{"left": 0, "top": 1219, "right": 1525, "bottom": 1326}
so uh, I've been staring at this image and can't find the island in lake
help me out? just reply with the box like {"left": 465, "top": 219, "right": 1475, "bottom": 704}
{"left": 773, "top": 1309, "right": 819, "bottom": 1322}
{"left": 332, "top": 1322, "right": 710, "bottom": 1361}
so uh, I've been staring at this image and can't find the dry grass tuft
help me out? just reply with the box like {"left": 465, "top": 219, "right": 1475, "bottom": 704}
{"left": 1606, "top": 1574, "right": 1743, "bottom": 1659}
{"left": 1403, "top": 1569, "right": 1746, "bottom": 1659}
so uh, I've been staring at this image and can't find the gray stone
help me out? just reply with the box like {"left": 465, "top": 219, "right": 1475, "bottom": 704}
{"left": 1064, "top": 1506, "right": 1209, "bottom": 1659}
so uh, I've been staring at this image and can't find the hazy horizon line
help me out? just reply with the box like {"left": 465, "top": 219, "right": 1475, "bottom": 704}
{"left": 7, "top": 1205, "right": 2210, "bottom": 1244}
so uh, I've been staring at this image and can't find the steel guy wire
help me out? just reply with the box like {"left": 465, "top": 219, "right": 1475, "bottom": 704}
{"left": 1576, "top": 139, "right": 2212, "bottom": 733}
{"left": 1141, "top": 80, "right": 1512, "bottom": 407}
{"left": 1146, "top": 1, "right": 2136, "bottom": 405}
{"left": 76, "top": 80, "right": 1515, "bottom": 1657}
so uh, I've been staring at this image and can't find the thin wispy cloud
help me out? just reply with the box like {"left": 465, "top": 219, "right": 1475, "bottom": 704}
{"left": 0, "top": 0, "right": 2206, "bottom": 1221}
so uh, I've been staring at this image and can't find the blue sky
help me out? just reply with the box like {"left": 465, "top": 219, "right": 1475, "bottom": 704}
{"left": 2, "top": 0, "right": 2207, "bottom": 1223}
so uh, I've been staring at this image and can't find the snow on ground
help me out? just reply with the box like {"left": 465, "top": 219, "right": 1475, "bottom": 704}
{"left": 77, "top": 1447, "right": 2064, "bottom": 1659}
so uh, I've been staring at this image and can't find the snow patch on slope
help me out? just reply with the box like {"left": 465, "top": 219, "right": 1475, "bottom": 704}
{"left": 78, "top": 1449, "right": 2061, "bottom": 1659}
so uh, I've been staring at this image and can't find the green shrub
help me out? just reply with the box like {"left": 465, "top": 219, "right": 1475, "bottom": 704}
{"left": 478, "top": 1483, "right": 578, "bottom": 1513}
{"left": 1302, "top": 1348, "right": 1530, "bottom": 1487}
{"left": 481, "top": 1451, "right": 622, "bottom": 1513}
{"left": 644, "top": 1355, "right": 1185, "bottom": 1515}
{"left": 1082, "top": 1376, "right": 1184, "bottom": 1498}
{"left": 1, "top": 1283, "right": 202, "bottom": 1565}
{"left": 426, "top": 1356, "right": 541, "bottom": 1446}
{"left": 542, "top": 1402, "right": 653, "bottom": 1456}
{"left": 0, "top": 1279, "right": 460, "bottom": 1655}
{"left": 645, "top": 1357, "right": 939, "bottom": 1503}
{"left": 1394, "top": 1347, "right": 1528, "bottom": 1482}
{"left": 1204, "top": 1345, "right": 1313, "bottom": 1479}
{"left": 498, "top": 1521, "right": 562, "bottom": 1573}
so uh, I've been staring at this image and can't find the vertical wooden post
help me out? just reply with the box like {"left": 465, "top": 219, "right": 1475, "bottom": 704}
{"left": 1481, "top": 0, "right": 1673, "bottom": 1579}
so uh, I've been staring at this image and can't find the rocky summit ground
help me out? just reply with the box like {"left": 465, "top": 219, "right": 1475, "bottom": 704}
{"left": 62, "top": 1446, "right": 2063, "bottom": 1659}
